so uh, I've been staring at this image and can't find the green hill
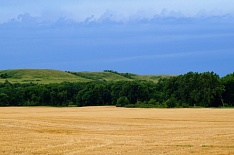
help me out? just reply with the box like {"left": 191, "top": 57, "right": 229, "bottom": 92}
{"left": 70, "top": 72, "right": 132, "bottom": 81}
{"left": 0, "top": 69, "right": 172, "bottom": 84}
{"left": 0, "top": 69, "right": 90, "bottom": 84}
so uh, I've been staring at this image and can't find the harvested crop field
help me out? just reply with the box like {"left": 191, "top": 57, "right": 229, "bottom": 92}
{"left": 0, "top": 107, "right": 233, "bottom": 155}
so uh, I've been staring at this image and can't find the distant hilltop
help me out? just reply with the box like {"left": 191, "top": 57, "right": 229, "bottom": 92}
{"left": 0, "top": 69, "right": 172, "bottom": 84}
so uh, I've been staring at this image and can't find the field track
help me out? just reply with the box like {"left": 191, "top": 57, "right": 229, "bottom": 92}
{"left": 0, "top": 107, "right": 233, "bottom": 155}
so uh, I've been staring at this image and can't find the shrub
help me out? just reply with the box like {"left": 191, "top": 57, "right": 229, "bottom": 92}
{"left": 182, "top": 102, "right": 190, "bottom": 108}
{"left": 116, "top": 96, "right": 130, "bottom": 107}
{"left": 148, "top": 99, "right": 156, "bottom": 105}
{"left": 125, "top": 104, "right": 136, "bottom": 108}
{"left": 165, "top": 97, "right": 178, "bottom": 108}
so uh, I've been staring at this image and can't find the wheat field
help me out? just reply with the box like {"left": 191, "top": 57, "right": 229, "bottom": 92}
{"left": 0, "top": 107, "right": 233, "bottom": 155}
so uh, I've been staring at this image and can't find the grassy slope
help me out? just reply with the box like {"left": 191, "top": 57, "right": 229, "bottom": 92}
{"left": 76, "top": 72, "right": 132, "bottom": 81}
{"left": 0, "top": 69, "right": 90, "bottom": 84}
{"left": 131, "top": 74, "right": 172, "bottom": 83}
{"left": 0, "top": 69, "right": 172, "bottom": 84}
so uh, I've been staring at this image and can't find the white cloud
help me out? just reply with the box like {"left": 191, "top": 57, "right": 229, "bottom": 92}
{"left": 0, "top": 0, "right": 234, "bottom": 22}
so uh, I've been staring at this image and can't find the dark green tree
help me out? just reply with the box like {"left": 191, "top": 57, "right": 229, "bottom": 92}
{"left": 116, "top": 96, "right": 130, "bottom": 107}
{"left": 0, "top": 93, "right": 9, "bottom": 106}
{"left": 221, "top": 72, "right": 234, "bottom": 106}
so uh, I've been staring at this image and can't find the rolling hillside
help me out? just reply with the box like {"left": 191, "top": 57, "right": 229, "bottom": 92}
{"left": 0, "top": 69, "right": 172, "bottom": 84}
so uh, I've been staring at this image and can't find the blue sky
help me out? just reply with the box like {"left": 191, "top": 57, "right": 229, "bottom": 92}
{"left": 0, "top": 1, "right": 234, "bottom": 76}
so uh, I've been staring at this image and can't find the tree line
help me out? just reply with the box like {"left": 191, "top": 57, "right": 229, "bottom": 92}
{"left": 103, "top": 70, "right": 133, "bottom": 79}
{"left": 0, "top": 71, "right": 233, "bottom": 108}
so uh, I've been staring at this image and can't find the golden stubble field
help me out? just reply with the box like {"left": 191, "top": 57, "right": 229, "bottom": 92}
{"left": 0, "top": 107, "right": 233, "bottom": 155}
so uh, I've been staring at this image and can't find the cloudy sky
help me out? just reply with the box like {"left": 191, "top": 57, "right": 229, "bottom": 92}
{"left": 0, "top": 0, "right": 234, "bottom": 76}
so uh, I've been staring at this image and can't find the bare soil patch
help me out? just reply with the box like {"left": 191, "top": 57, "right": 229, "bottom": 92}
{"left": 0, "top": 107, "right": 233, "bottom": 155}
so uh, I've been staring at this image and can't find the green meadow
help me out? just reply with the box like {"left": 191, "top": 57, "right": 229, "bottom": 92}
{"left": 0, "top": 69, "right": 170, "bottom": 84}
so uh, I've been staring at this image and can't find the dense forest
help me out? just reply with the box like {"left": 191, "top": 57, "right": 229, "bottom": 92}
{"left": 0, "top": 71, "right": 233, "bottom": 108}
